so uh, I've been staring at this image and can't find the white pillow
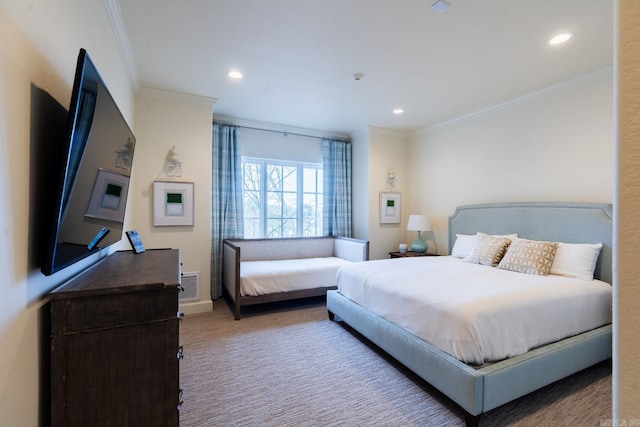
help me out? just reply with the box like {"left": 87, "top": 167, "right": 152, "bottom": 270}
{"left": 550, "top": 242, "right": 603, "bottom": 280}
{"left": 451, "top": 234, "right": 476, "bottom": 258}
{"left": 451, "top": 233, "right": 518, "bottom": 258}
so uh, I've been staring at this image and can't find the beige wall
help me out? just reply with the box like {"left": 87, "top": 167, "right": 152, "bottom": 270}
{"left": 354, "top": 127, "right": 412, "bottom": 259}
{"left": 133, "top": 89, "right": 215, "bottom": 313}
{"left": 0, "top": 1, "right": 135, "bottom": 424}
{"left": 614, "top": 0, "right": 640, "bottom": 420}
{"left": 407, "top": 72, "right": 614, "bottom": 254}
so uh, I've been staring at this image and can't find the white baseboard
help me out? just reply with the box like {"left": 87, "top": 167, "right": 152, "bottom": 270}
{"left": 180, "top": 299, "right": 213, "bottom": 315}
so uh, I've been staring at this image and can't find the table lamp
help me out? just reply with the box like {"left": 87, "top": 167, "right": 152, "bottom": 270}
{"left": 407, "top": 214, "right": 431, "bottom": 253}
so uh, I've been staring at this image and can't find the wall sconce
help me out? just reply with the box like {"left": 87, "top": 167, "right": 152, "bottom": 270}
{"left": 385, "top": 168, "right": 397, "bottom": 190}
{"left": 115, "top": 137, "right": 134, "bottom": 172}
{"left": 164, "top": 146, "right": 182, "bottom": 177}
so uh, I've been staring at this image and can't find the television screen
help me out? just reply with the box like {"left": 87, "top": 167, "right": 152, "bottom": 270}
{"left": 42, "top": 48, "right": 136, "bottom": 276}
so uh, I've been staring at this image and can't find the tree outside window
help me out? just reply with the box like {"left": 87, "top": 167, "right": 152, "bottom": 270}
{"left": 242, "top": 158, "right": 322, "bottom": 238}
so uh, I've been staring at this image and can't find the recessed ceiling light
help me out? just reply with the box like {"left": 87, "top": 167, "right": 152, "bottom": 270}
{"left": 227, "top": 70, "right": 243, "bottom": 79}
{"left": 548, "top": 33, "right": 572, "bottom": 45}
{"left": 393, "top": 108, "right": 404, "bottom": 115}
{"left": 431, "top": 0, "right": 451, "bottom": 13}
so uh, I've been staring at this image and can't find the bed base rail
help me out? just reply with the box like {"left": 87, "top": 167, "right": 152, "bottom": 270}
{"left": 327, "top": 290, "right": 611, "bottom": 425}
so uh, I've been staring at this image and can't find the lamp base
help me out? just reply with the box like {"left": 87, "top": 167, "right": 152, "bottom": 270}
{"left": 411, "top": 234, "right": 428, "bottom": 254}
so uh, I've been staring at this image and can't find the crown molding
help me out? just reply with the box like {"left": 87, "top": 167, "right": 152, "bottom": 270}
{"left": 427, "top": 66, "right": 613, "bottom": 132}
{"left": 139, "top": 87, "right": 218, "bottom": 107}
{"left": 103, "top": 0, "right": 139, "bottom": 89}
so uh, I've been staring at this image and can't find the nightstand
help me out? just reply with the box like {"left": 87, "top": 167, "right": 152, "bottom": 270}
{"left": 389, "top": 251, "right": 438, "bottom": 258}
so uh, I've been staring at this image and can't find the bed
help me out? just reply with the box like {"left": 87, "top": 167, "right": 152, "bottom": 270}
{"left": 326, "top": 202, "right": 612, "bottom": 426}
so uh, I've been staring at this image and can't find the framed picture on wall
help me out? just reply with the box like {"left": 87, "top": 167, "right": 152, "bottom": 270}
{"left": 85, "top": 168, "right": 130, "bottom": 223}
{"left": 379, "top": 192, "right": 401, "bottom": 224}
{"left": 153, "top": 181, "right": 194, "bottom": 226}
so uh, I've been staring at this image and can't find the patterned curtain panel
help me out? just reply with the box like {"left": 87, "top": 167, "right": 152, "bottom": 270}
{"left": 322, "top": 139, "right": 352, "bottom": 237}
{"left": 211, "top": 123, "right": 243, "bottom": 300}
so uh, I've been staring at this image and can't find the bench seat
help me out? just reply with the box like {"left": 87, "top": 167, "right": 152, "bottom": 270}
{"left": 223, "top": 237, "right": 369, "bottom": 319}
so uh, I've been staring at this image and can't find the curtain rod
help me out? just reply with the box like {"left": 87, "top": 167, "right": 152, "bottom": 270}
{"left": 213, "top": 121, "right": 351, "bottom": 143}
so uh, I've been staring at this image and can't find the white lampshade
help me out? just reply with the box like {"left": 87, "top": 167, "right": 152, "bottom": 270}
{"left": 407, "top": 214, "right": 431, "bottom": 231}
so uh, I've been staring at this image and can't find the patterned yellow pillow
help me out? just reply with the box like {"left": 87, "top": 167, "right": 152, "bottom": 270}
{"left": 464, "top": 233, "right": 512, "bottom": 266}
{"left": 497, "top": 238, "right": 559, "bottom": 275}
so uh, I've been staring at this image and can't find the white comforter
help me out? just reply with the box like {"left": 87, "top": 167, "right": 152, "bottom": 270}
{"left": 241, "top": 257, "right": 351, "bottom": 296}
{"left": 337, "top": 256, "right": 612, "bottom": 365}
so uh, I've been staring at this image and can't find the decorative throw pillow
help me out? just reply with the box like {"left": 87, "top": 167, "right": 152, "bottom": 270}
{"left": 550, "top": 242, "right": 603, "bottom": 280}
{"left": 452, "top": 233, "right": 518, "bottom": 258}
{"left": 464, "top": 233, "right": 512, "bottom": 266}
{"left": 497, "top": 238, "right": 558, "bottom": 276}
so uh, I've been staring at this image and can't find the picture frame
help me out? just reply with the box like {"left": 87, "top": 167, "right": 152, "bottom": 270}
{"left": 85, "top": 168, "right": 130, "bottom": 223}
{"left": 380, "top": 192, "right": 401, "bottom": 224}
{"left": 153, "top": 181, "right": 194, "bottom": 226}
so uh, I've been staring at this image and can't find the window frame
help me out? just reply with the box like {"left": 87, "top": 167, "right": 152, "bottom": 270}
{"left": 242, "top": 157, "right": 323, "bottom": 238}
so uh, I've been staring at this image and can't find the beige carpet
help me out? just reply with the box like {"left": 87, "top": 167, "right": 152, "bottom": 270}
{"left": 179, "top": 297, "right": 611, "bottom": 426}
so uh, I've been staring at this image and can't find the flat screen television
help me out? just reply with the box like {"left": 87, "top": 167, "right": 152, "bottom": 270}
{"left": 42, "top": 48, "right": 136, "bottom": 276}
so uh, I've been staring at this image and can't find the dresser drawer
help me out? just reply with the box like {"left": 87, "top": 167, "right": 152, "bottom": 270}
{"left": 51, "top": 287, "right": 178, "bottom": 335}
{"left": 51, "top": 318, "right": 180, "bottom": 426}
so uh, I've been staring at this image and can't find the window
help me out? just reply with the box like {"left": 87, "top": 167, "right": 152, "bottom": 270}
{"left": 242, "top": 158, "right": 323, "bottom": 238}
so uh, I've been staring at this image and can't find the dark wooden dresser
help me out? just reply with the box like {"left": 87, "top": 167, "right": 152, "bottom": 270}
{"left": 49, "top": 249, "right": 182, "bottom": 427}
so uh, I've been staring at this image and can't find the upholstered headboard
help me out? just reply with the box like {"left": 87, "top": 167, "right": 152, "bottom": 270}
{"left": 448, "top": 202, "right": 613, "bottom": 284}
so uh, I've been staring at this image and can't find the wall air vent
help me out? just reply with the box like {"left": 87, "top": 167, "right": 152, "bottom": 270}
{"left": 180, "top": 272, "right": 200, "bottom": 302}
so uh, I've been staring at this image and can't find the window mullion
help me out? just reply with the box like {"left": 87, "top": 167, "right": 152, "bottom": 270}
{"left": 297, "top": 166, "right": 303, "bottom": 236}
{"left": 260, "top": 160, "right": 267, "bottom": 238}
{"left": 278, "top": 189, "right": 282, "bottom": 237}
{"left": 314, "top": 168, "right": 319, "bottom": 236}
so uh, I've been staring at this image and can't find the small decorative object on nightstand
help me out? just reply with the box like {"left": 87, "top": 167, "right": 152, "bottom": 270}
{"left": 407, "top": 214, "right": 431, "bottom": 253}
{"left": 399, "top": 243, "right": 408, "bottom": 254}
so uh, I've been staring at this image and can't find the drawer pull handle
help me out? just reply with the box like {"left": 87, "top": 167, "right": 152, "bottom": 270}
{"left": 178, "top": 389, "right": 184, "bottom": 410}
{"left": 177, "top": 346, "right": 184, "bottom": 360}
{"left": 178, "top": 285, "right": 185, "bottom": 292}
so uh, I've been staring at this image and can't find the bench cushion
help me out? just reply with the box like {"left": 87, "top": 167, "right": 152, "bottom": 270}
{"left": 240, "top": 257, "right": 350, "bottom": 296}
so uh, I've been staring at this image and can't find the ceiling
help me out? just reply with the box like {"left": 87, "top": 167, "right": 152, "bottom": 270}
{"left": 117, "top": 0, "right": 613, "bottom": 135}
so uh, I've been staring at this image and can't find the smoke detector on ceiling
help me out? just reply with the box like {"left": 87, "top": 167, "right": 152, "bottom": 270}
{"left": 432, "top": 0, "right": 451, "bottom": 13}
{"left": 352, "top": 73, "right": 364, "bottom": 81}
